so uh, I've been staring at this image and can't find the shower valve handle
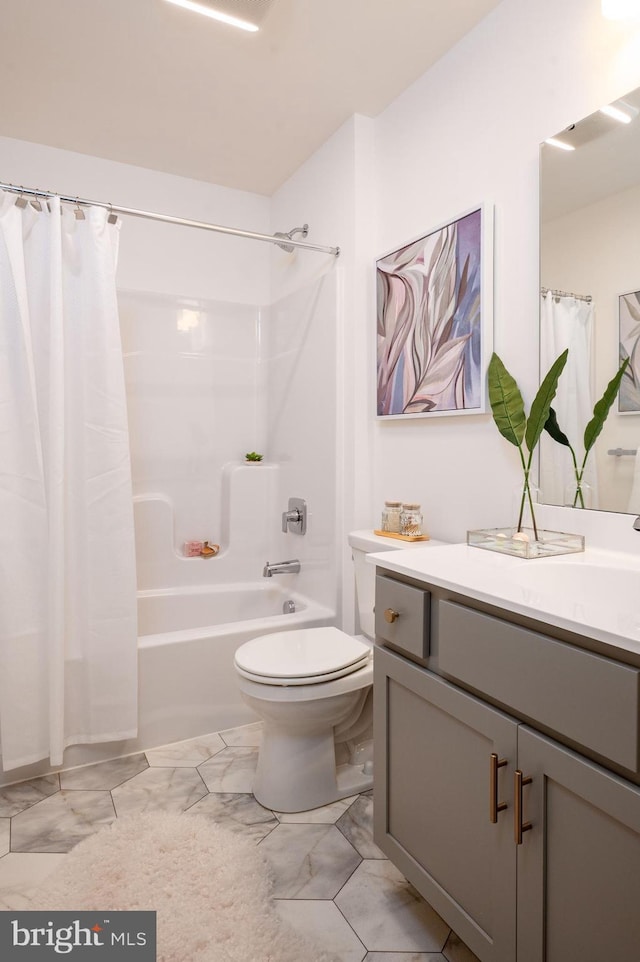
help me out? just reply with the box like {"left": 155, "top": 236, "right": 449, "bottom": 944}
{"left": 282, "top": 509, "right": 301, "bottom": 531}
{"left": 281, "top": 497, "right": 307, "bottom": 535}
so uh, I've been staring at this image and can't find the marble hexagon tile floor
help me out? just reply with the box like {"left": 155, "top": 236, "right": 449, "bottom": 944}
{"left": 0, "top": 722, "right": 479, "bottom": 962}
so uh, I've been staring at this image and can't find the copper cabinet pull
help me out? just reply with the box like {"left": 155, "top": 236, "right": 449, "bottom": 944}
{"left": 514, "top": 770, "right": 533, "bottom": 844}
{"left": 489, "top": 753, "right": 508, "bottom": 823}
{"left": 384, "top": 608, "right": 400, "bottom": 624}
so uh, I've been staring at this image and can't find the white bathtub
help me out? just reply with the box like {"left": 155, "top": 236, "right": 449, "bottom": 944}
{"left": 0, "top": 582, "right": 334, "bottom": 787}
{"left": 137, "top": 581, "right": 315, "bottom": 637}
{"left": 136, "top": 581, "right": 335, "bottom": 750}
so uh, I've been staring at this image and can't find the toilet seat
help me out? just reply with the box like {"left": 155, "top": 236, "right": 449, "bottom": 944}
{"left": 234, "top": 627, "right": 371, "bottom": 686}
{"left": 235, "top": 656, "right": 371, "bottom": 686}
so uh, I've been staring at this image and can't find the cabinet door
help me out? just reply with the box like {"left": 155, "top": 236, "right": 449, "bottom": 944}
{"left": 517, "top": 726, "right": 640, "bottom": 962}
{"left": 374, "top": 646, "right": 518, "bottom": 962}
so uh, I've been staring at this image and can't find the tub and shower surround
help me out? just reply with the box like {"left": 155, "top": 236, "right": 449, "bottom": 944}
{"left": 118, "top": 271, "right": 340, "bottom": 748}
{"left": 130, "top": 455, "right": 339, "bottom": 746}
{"left": 121, "top": 270, "right": 340, "bottom": 606}
{"left": 119, "top": 288, "right": 268, "bottom": 581}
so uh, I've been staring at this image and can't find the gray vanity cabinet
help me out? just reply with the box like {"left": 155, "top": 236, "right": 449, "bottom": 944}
{"left": 516, "top": 726, "right": 640, "bottom": 962}
{"left": 374, "top": 647, "right": 518, "bottom": 962}
{"left": 373, "top": 573, "right": 640, "bottom": 962}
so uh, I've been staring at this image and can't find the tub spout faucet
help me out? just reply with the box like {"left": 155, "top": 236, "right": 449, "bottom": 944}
{"left": 263, "top": 559, "right": 301, "bottom": 578}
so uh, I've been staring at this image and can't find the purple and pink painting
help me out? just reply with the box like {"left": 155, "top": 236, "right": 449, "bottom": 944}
{"left": 376, "top": 207, "right": 486, "bottom": 417}
{"left": 619, "top": 290, "right": 640, "bottom": 413}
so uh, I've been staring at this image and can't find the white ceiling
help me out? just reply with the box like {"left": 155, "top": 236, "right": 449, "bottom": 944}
{"left": 0, "top": 0, "right": 502, "bottom": 196}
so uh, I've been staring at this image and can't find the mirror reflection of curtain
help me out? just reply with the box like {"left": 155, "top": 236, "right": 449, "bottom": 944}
{"left": 540, "top": 291, "right": 598, "bottom": 507}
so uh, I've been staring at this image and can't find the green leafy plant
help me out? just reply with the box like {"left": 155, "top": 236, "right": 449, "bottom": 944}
{"left": 244, "top": 451, "right": 263, "bottom": 462}
{"left": 488, "top": 350, "right": 568, "bottom": 539}
{"left": 544, "top": 357, "right": 630, "bottom": 507}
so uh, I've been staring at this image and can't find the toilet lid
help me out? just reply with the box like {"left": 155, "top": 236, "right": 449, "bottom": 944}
{"left": 234, "top": 627, "right": 371, "bottom": 681}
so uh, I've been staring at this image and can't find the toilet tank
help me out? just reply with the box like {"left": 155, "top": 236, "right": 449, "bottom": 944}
{"left": 347, "top": 530, "right": 447, "bottom": 639}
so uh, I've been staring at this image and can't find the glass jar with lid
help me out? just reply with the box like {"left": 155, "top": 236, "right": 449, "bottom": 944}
{"left": 381, "top": 500, "right": 402, "bottom": 533}
{"left": 400, "top": 503, "right": 422, "bottom": 537}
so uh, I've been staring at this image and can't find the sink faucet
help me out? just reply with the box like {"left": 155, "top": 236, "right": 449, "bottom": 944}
{"left": 263, "top": 559, "right": 301, "bottom": 578}
{"left": 634, "top": 517, "right": 640, "bottom": 531}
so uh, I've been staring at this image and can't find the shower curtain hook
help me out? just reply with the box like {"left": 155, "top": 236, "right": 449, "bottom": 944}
{"left": 74, "top": 196, "right": 86, "bottom": 221}
{"left": 107, "top": 202, "right": 118, "bottom": 225}
{"left": 14, "top": 185, "right": 28, "bottom": 209}
{"left": 31, "top": 189, "right": 42, "bottom": 213}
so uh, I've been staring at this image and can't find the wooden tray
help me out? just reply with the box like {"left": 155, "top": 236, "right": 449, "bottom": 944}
{"left": 373, "top": 530, "right": 430, "bottom": 542}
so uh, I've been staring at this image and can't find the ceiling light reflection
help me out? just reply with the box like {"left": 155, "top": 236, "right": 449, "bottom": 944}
{"left": 545, "top": 137, "right": 576, "bottom": 152}
{"left": 164, "top": 0, "right": 259, "bottom": 32}
{"left": 599, "top": 103, "right": 636, "bottom": 123}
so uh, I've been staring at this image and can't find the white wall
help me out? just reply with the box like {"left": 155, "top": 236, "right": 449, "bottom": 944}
{"left": 371, "top": 0, "right": 640, "bottom": 543}
{"left": 0, "top": 135, "right": 270, "bottom": 303}
{"left": 270, "top": 0, "right": 640, "bottom": 573}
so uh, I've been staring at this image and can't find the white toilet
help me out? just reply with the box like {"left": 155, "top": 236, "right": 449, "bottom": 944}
{"left": 234, "top": 529, "right": 442, "bottom": 812}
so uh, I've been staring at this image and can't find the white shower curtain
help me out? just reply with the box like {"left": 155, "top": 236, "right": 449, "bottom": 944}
{"left": 0, "top": 191, "right": 138, "bottom": 771}
{"left": 540, "top": 290, "right": 598, "bottom": 507}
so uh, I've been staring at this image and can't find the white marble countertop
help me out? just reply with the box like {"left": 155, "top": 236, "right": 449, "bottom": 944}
{"left": 369, "top": 542, "right": 640, "bottom": 663}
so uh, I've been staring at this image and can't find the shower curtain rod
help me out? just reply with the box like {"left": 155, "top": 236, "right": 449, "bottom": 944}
{"left": 541, "top": 286, "right": 592, "bottom": 303}
{"left": 0, "top": 180, "right": 340, "bottom": 257}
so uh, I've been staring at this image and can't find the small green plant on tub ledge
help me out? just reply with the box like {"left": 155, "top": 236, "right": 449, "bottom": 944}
{"left": 487, "top": 349, "right": 568, "bottom": 540}
{"left": 543, "top": 357, "right": 629, "bottom": 508}
{"left": 244, "top": 451, "right": 264, "bottom": 462}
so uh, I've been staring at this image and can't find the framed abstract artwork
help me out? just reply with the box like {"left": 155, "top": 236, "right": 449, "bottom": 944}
{"left": 376, "top": 205, "right": 493, "bottom": 418}
{"left": 618, "top": 289, "right": 640, "bottom": 413}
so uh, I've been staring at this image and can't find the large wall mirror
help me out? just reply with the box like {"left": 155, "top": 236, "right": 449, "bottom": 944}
{"left": 539, "top": 86, "right": 640, "bottom": 514}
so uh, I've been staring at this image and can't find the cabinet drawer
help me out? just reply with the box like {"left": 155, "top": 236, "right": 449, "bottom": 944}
{"left": 375, "top": 574, "right": 430, "bottom": 661}
{"left": 438, "top": 600, "right": 640, "bottom": 773}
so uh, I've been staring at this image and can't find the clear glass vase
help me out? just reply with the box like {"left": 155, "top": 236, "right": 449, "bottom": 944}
{"left": 511, "top": 481, "right": 541, "bottom": 537}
